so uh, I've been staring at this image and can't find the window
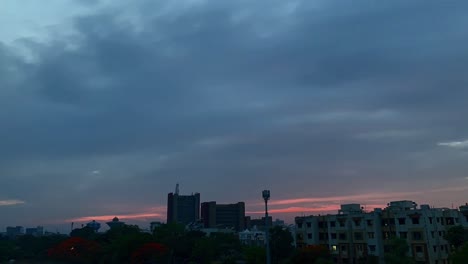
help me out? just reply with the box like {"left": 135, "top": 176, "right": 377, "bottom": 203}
{"left": 433, "top": 246, "right": 437, "bottom": 252}
{"left": 440, "top": 245, "right": 444, "bottom": 251}
{"left": 332, "top": 245, "right": 337, "bottom": 251}
{"left": 353, "top": 219, "right": 361, "bottom": 227}
{"left": 389, "top": 219, "right": 395, "bottom": 225}
{"left": 339, "top": 233, "right": 347, "bottom": 240}
{"left": 307, "top": 233, "right": 312, "bottom": 239}
{"left": 318, "top": 221, "right": 326, "bottom": 228}
{"left": 368, "top": 232, "right": 375, "bottom": 239}
{"left": 399, "top": 232, "right": 408, "bottom": 239}
{"left": 431, "top": 231, "right": 434, "bottom": 238}
{"left": 416, "top": 246, "right": 423, "bottom": 253}
{"left": 439, "top": 231, "right": 442, "bottom": 237}
{"left": 297, "top": 223, "right": 303, "bottom": 228}
{"left": 306, "top": 222, "right": 312, "bottom": 228}
{"left": 369, "top": 245, "right": 376, "bottom": 252}
{"left": 412, "top": 231, "right": 422, "bottom": 240}
{"left": 429, "top": 217, "right": 433, "bottom": 224}
{"left": 339, "top": 221, "right": 345, "bottom": 227}
{"left": 341, "top": 245, "right": 347, "bottom": 251}
{"left": 382, "top": 220, "right": 388, "bottom": 227}
{"left": 366, "top": 219, "right": 373, "bottom": 226}
{"left": 398, "top": 218, "right": 406, "bottom": 225}
{"left": 412, "top": 218, "right": 420, "bottom": 225}
{"left": 331, "top": 233, "right": 337, "bottom": 239}
{"left": 383, "top": 232, "right": 391, "bottom": 240}
{"left": 330, "top": 221, "right": 336, "bottom": 227}
{"left": 354, "top": 232, "right": 363, "bottom": 240}
{"left": 437, "top": 217, "right": 440, "bottom": 223}
{"left": 446, "top": 218, "right": 454, "bottom": 225}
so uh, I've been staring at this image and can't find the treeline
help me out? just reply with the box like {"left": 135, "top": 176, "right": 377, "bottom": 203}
{"left": 0, "top": 223, "right": 333, "bottom": 264}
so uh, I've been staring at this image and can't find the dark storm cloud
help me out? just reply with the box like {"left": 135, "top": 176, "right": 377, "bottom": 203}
{"left": 1, "top": 0, "right": 468, "bottom": 227}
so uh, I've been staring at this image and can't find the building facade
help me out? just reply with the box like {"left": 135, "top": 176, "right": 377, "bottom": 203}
{"left": 201, "top": 201, "right": 245, "bottom": 231}
{"left": 167, "top": 191, "right": 200, "bottom": 225}
{"left": 25, "top": 226, "right": 44, "bottom": 236}
{"left": 6, "top": 226, "right": 24, "bottom": 238}
{"left": 295, "top": 201, "right": 468, "bottom": 264}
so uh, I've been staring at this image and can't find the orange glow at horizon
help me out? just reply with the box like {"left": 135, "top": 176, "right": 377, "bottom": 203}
{"left": 68, "top": 213, "right": 163, "bottom": 223}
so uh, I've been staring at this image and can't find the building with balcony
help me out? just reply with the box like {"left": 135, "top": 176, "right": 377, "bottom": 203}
{"left": 295, "top": 201, "right": 468, "bottom": 264}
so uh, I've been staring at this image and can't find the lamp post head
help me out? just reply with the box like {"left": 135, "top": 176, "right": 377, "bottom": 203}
{"left": 262, "top": 190, "right": 270, "bottom": 201}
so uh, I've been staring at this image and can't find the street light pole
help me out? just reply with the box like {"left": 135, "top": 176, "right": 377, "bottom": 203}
{"left": 262, "top": 190, "right": 271, "bottom": 264}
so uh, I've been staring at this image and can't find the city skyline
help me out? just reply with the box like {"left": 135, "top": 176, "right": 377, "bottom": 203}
{"left": 2, "top": 189, "right": 467, "bottom": 234}
{"left": 1, "top": 0, "right": 468, "bottom": 232}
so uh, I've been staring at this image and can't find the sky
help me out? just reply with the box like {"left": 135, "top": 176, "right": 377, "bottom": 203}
{"left": 1, "top": 0, "right": 468, "bottom": 232}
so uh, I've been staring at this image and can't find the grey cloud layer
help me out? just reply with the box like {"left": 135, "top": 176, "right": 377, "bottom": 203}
{"left": 1, "top": 0, "right": 468, "bottom": 227}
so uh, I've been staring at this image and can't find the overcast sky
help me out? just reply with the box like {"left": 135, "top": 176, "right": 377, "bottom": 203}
{"left": 1, "top": 0, "right": 468, "bottom": 232}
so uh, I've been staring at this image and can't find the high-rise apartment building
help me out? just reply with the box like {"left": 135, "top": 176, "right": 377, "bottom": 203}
{"left": 167, "top": 186, "right": 200, "bottom": 225}
{"left": 201, "top": 201, "right": 245, "bottom": 231}
{"left": 295, "top": 201, "right": 468, "bottom": 264}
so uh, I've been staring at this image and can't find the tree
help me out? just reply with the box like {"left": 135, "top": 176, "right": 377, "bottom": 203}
{"left": 243, "top": 246, "right": 266, "bottom": 264}
{"left": 269, "top": 226, "right": 294, "bottom": 263}
{"left": 47, "top": 236, "right": 101, "bottom": 263}
{"left": 153, "top": 222, "right": 187, "bottom": 262}
{"left": 101, "top": 225, "right": 154, "bottom": 263}
{"left": 444, "top": 225, "right": 468, "bottom": 250}
{"left": 384, "top": 238, "right": 414, "bottom": 264}
{"left": 0, "top": 240, "right": 19, "bottom": 262}
{"left": 450, "top": 242, "right": 468, "bottom": 264}
{"left": 70, "top": 226, "right": 97, "bottom": 240}
{"left": 131, "top": 242, "right": 169, "bottom": 264}
{"left": 291, "top": 245, "right": 332, "bottom": 264}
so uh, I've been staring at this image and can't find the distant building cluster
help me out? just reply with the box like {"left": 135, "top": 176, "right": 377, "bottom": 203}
{"left": 2, "top": 226, "right": 44, "bottom": 239}
{"left": 165, "top": 184, "right": 287, "bottom": 246}
{"left": 295, "top": 201, "right": 468, "bottom": 264}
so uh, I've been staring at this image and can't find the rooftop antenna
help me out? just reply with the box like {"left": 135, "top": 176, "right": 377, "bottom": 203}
{"left": 175, "top": 183, "right": 179, "bottom": 195}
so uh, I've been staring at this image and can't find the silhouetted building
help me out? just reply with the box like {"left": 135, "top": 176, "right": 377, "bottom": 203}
{"left": 25, "top": 226, "right": 43, "bottom": 236}
{"left": 167, "top": 186, "right": 200, "bottom": 225}
{"left": 6, "top": 226, "right": 24, "bottom": 238}
{"left": 86, "top": 220, "right": 101, "bottom": 232}
{"left": 107, "top": 217, "right": 125, "bottom": 229}
{"left": 247, "top": 216, "right": 273, "bottom": 231}
{"left": 201, "top": 201, "right": 245, "bottom": 231}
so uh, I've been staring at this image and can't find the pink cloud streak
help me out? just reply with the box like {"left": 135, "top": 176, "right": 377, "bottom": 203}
{"left": 68, "top": 212, "right": 163, "bottom": 223}
{"left": 247, "top": 204, "right": 386, "bottom": 215}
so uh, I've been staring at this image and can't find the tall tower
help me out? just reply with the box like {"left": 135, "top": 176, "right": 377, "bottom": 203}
{"left": 167, "top": 184, "right": 200, "bottom": 225}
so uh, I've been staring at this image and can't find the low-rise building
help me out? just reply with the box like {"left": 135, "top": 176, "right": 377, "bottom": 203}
{"left": 295, "top": 201, "right": 468, "bottom": 264}
{"left": 239, "top": 227, "right": 266, "bottom": 247}
{"left": 6, "top": 226, "right": 24, "bottom": 239}
{"left": 25, "top": 226, "right": 44, "bottom": 236}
